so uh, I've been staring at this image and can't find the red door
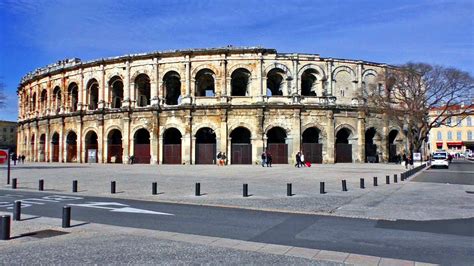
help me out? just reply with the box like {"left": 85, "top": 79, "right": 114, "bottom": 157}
{"left": 163, "top": 144, "right": 181, "bottom": 164}
{"left": 267, "top": 143, "right": 288, "bottom": 164}
{"left": 52, "top": 144, "right": 60, "bottom": 162}
{"left": 134, "top": 144, "right": 150, "bottom": 164}
{"left": 108, "top": 144, "right": 123, "bottom": 163}
{"left": 196, "top": 144, "right": 216, "bottom": 164}
{"left": 302, "top": 143, "right": 323, "bottom": 164}
{"left": 231, "top": 144, "right": 252, "bottom": 164}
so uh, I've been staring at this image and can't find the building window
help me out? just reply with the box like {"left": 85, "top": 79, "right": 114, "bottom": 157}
{"left": 437, "top": 131, "right": 442, "bottom": 140}
{"left": 468, "top": 131, "right": 473, "bottom": 140}
{"left": 10, "top": 128, "right": 14, "bottom": 133}
{"left": 446, "top": 117, "right": 451, "bottom": 126}
{"left": 468, "top": 117, "right": 472, "bottom": 127}
{"left": 457, "top": 131, "right": 462, "bottom": 140}
{"left": 447, "top": 131, "right": 452, "bottom": 140}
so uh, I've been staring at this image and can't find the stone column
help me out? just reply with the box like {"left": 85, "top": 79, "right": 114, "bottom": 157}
{"left": 78, "top": 70, "right": 84, "bottom": 110}
{"left": 77, "top": 119, "right": 83, "bottom": 163}
{"left": 291, "top": 109, "right": 301, "bottom": 163}
{"left": 181, "top": 55, "right": 192, "bottom": 104}
{"left": 357, "top": 111, "right": 366, "bottom": 163}
{"left": 381, "top": 113, "right": 389, "bottom": 162}
{"left": 98, "top": 65, "right": 106, "bottom": 109}
{"left": 45, "top": 124, "right": 50, "bottom": 162}
{"left": 292, "top": 55, "right": 298, "bottom": 95}
{"left": 325, "top": 110, "right": 335, "bottom": 163}
{"left": 151, "top": 119, "right": 159, "bottom": 164}
{"left": 122, "top": 116, "right": 131, "bottom": 164}
{"left": 123, "top": 60, "right": 131, "bottom": 108}
{"left": 326, "top": 60, "right": 333, "bottom": 95}
{"left": 257, "top": 53, "right": 264, "bottom": 100}
{"left": 219, "top": 112, "right": 227, "bottom": 162}
{"left": 151, "top": 58, "right": 159, "bottom": 106}
{"left": 158, "top": 136, "right": 164, "bottom": 164}
{"left": 97, "top": 117, "right": 104, "bottom": 163}
{"left": 60, "top": 121, "right": 65, "bottom": 163}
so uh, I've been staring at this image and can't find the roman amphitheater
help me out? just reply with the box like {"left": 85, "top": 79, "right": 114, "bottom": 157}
{"left": 16, "top": 47, "right": 406, "bottom": 165}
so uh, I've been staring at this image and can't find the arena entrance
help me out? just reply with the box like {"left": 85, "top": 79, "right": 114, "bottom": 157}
{"left": 107, "top": 129, "right": 122, "bottom": 163}
{"left": 230, "top": 127, "right": 252, "bottom": 164}
{"left": 134, "top": 129, "right": 151, "bottom": 164}
{"left": 388, "top": 130, "right": 399, "bottom": 162}
{"left": 163, "top": 128, "right": 182, "bottom": 164}
{"left": 85, "top": 131, "right": 98, "bottom": 163}
{"left": 66, "top": 131, "right": 77, "bottom": 162}
{"left": 302, "top": 127, "right": 323, "bottom": 164}
{"left": 39, "top": 134, "right": 46, "bottom": 162}
{"left": 335, "top": 128, "right": 352, "bottom": 163}
{"left": 267, "top": 127, "right": 288, "bottom": 164}
{"left": 365, "top": 128, "right": 378, "bottom": 163}
{"left": 195, "top": 127, "right": 216, "bottom": 164}
{"left": 51, "top": 133, "right": 60, "bottom": 162}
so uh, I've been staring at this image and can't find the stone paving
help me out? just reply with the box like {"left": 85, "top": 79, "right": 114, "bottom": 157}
{"left": 0, "top": 212, "right": 435, "bottom": 265}
{"left": 1, "top": 162, "right": 473, "bottom": 220}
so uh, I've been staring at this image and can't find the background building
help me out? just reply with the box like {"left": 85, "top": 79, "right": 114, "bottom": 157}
{"left": 429, "top": 105, "right": 474, "bottom": 156}
{"left": 17, "top": 47, "right": 407, "bottom": 164}
{"left": 0, "top": 120, "right": 17, "bottom": 152}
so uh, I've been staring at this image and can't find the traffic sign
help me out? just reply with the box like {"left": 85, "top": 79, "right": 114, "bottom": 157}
{"left": 0, "top": 149, "right": 8, "bottom": 164}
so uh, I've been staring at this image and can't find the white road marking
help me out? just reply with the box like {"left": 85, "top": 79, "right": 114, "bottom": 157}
{"left": 68, "top": 201, "right": 174, "bottom": 216}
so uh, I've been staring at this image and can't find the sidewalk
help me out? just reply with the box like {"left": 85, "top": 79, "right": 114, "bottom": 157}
{"left": 1, "top": 162, "right": 472, "bottom": 220}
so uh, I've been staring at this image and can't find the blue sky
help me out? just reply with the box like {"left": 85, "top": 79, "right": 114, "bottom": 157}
{"left": 0, "top": 0, "right": 473, "bottom": 121}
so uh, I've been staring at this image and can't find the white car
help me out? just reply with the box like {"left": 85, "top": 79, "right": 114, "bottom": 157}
{"left": 431, "top": 152, "right": 449, "bottom": 169}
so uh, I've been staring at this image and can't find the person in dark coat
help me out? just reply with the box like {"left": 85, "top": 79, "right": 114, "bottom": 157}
{"left": 295, "top": 152, "right": 301, "bottom": 168}
{"left": 12, "top": 154, "right": 17, "bottom": 165}
{"left": 402, "top": 154, "right": 408, "bottom": 169}
{"left": 266, "top": 151, "right": 272, "bottom": 167}
{"left": 261, "top": 151, "right": 266, "bottom": 167}
{"left": 21, "top": 155, "right": 26, "bottom": 164}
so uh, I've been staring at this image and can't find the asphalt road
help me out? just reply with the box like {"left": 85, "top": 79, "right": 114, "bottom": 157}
{"left": 1, "top": 189, "right": 473, "bottom": 265}
{"left": 413, "top": 160, "right": 474, "bottom": 185}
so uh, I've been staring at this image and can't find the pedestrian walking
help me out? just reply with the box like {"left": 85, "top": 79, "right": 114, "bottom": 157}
{"left": 402, "top": 154, "right": 408, "bottom": 169}
{"left": 266, "top": 151, "right": 272, "bottom": 167}
{"left": 300, "top": 152, "right": 305, "bottom": 167}
{"left": 295, "top": 152, "right": 301, "bottom": 168}
{"left": 216, "top": 152, "right": 222, "bottom": 166}
{"left": 261, "top": 151, "right": 266, "bottom": 167}
{"left": 220, "top": 152, "right": 227, "bottom": 166}
{"left": 21, "top": 155, "right": 25, "bottom": 164}
{"left": 12, "top": 153, "right": 17, "bottom": 165}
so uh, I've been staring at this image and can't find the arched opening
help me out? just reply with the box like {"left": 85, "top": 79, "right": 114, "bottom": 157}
{"left": 107, "top": 129, "right": 122, "bottom": 163}
{"left": 31, "top": 93, "right": 36, "bottom": 112}
{"left": 30, "top": 134, "right": 35, "bottom": 161}
{"left": 68, "top": 83, "right": 79, "bottom": 112}
{"left": 109, "top": 76, "right": 124, "bottom": 109}
{"left": 195, "top": 69, "right": 215, "bottom": 97}
{"left": 301, "top": 69, "right": 319, "bottom": 96}
{"left": 231, "top": 68, "right": 251, "bottom": 96}
{"left": 388, "top": 130, "right": 399, "bottom": 162}
{"left": 195, "top": 127, "right": 216, "bottom": 164}
{"left": 230, "top": 127, "right": 252, "bottom": 164}
{"left": 335, "top": 128, "right": 353, "bottom": 163}
{"left": 266, "top": 68, "right": 285, "bottom": 96}
{"left": 163, "top": 128, "right": 182, "bottom": 164}
{"left": 39, "top": 134, "right": 46, "bottom": 162}
{"left": 135, "top": 74, "right": 150, "bottom": 107}
{"left": 365, "top": 128, "right": 378, "bottom": 163}
{"left": 40, "top": 90, "right": 47, "bottom": 113}
{"left": 302, "top": 127, "right": 323, "bottom": 163}
{"left": 52, "top": 87, "right": 61, "bottom": 113}
{"left": 87, "top": 79, "right": 99, "bottom": 110}
{"left": 163, "top": 71, "right": 181, "bottom": 105}
{"left": 66, "top": 131, "right": 77, "bottom": 162}
{"left": 51, "top": 133, "right": 60, "bottom": 162}
{"left": 267, "top": 127, "right": 288, "bottom": 164}
{"left": 134, "top": 128, "right": 151, "bottom": 164}
{"left": 85, "top": 131, "right": 98, "bottom": 163}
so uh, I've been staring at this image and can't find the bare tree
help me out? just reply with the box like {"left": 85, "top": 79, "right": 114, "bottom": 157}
{"left": 365, "top": 63, "right": 473, "bottom": 156}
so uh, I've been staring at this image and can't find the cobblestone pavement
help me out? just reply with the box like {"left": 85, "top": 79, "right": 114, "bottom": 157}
{"left": 1, "top": 162, "right": 473, "bottom": 220}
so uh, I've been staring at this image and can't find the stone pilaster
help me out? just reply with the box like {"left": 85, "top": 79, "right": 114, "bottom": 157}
{"left": 325, "top": 110, "right": 335, "bottom": 163}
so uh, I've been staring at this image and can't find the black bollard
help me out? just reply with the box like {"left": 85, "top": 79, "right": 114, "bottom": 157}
{"left": 13, "top": 201, "right": 21, "bottom": 221}
{"left": 342, "top": 180, "right": 348, "bottom": 192}
{"left": 152, "top": 182, "right": 158, "bottom": 195}
{"left": 62, "top": 206, "right": 71, "bottom": 228}
{"left": 39, "top": 179, "right": 44, "bottom": 191}
{"left": 386, "top": 175, "right": 390, "bottom": 184}
{"left": 72, "top": 180, "right": 78, "bottom": 193}
{"left": 243, "top": 184, "right": 249, "bottom": 197}
{"left": 373, "top": 176, "right": 378, "bottom": 186}
{"left": 360, "top": 178, "right": 365, "bottom": 189}
{"left": 401, "top": 173, "right": 404, "bottom": 181}
{"left": 320, "top": 182, "right": 325, "bottom": 194}
{"left": 111, "top": 181, "right": 116, "bottom": 194}
{"left": 195, "top": 182, "right": 200, "bottom": 196}
{"left": 287, "top": 183, "right": 292, "bottom": 196}
{"left": 394, "top": 174, "right": 398, "bottom": 183}
{"left": 12, "top": 178, "right": 17, "bottom": 189}
{"left": 0, "top": 215, "right": 11, "bottom": 240}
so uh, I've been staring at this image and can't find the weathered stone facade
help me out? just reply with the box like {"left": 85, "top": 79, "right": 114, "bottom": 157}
{"left": 16, "top": 47, "right": 406, "bottom": 164}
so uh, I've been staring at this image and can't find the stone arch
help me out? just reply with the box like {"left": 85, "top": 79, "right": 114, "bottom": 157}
{"left": 195, "top": 127, "right": 217, "bottom": 165}
{"left": 134, "top": 73, "right": 151, "bottom": 107}
{"left": 332, "top": 66, "right": 356, "bottom": 80}
{"left": 105, "top": 125, "right": 124, "bottom": 138}
{"left": 264, "top": 63, "right": 292, "bottom": 77}
{"left": 301, "top": 125, "right": 325, "bottom": 164}
{"left": 51, "top": 132, "right": 60, "bottom": 162}
{"left": 65, "top": 130, "right": 78, "bottom": 162}
{"left": 86, "top": 78, "right": 99, "bottom": 110}
{"left": 227, "top": 64, "right": 253, "bottom": 78}
{"left": 67, "top": 82, "right": 79, "bottom": 112}
{"left": 230, "top": 68, "right": 252, "bottom": 96}
{"left": 228, "top": 122, "right": 255, "bottom": 139}
{"left": 192, "top": 123, "right": 219, "bottom": 137}
{"left": 133, "top": 127, "right": 151, "bottom": 164}
{"left": 194, "top": 68, "right": 216, "bottom": 97}
{"left": 106, "top": 72, "right": 125, "bottom": 81}
{"left": 301, "top": 122, "right": 328, "bottom": 139}
{"left": 40, "top": 89, "right": 48, "bottom": 113}
{"left": 365, "top": 127, "right": 381, "bottom": 162}
{"left": 106, "top": 128, "right": 123, "bottom": 163}
{"left": 109, "top": 75, "right": 124, "bottom": 108}
{"left": 84, "top": 129, "right": 99, "bottom": 163}
{"left": 131, "top": 125, "right": 152, "bottom": 139}
{"left": 130, "top": 69, "right": 151, "bottom": 83}
{"left": 160, "top": 124, "right": 185, "bottom": 138}
{"left": 335, "top": 124, "right": 357, "bottom": 137}
{"left": 362, "top": 69, "right": 378, "bottom": 79}
{"left": 191, "top": 64, "right": 220, "bottom": 78}
{"left": 162, "top": 70, "right": 182, "bottom": 105}
{"left": 298, "top": 64, "right": 326, "bottom": 78}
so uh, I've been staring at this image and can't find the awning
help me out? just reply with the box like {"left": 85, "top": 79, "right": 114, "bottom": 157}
{"left": 446, "top": 141, "right": 463, "bottom": 146}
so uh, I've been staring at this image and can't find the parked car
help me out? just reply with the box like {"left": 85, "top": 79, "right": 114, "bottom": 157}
{"left": 431, "top": 151, "right": 450, "bottom": 169}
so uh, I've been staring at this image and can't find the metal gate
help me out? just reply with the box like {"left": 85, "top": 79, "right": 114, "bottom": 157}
{"left": 163, "top": 144, "right": 181, "bottom": 164}
{"left": 134, "top": 144, "right": 150, "bottom": 164}
{"left": 66, "top": 144, "right": 77, "bottom": 162}
{"left": 196, "top": 143, "right": 216, "bottom": 164}
{"left": 302, "top": 143, "right": 323, "bottom": 164}
{"left": 267, "top": 143, "right": 288, "bottom": 164}
{"left": 231, "top": 144, "right": 252, "bottom": 164}
{"left": 85, "top": 144, "right": 98, "bottom": 163}
{"left": 365, "top": 144, "right": 378, "bottom": 163}
{"left": 108, "top": 144, "right": 122, "bottom": 163}
{"left": 335, "top": 143, "right": 352, "bottom": 163}
{"left": 389, "top": 144, "right": 397, "bottom": 162}
{"left": 52, "top": 144, "right": 60, "bottom": 162}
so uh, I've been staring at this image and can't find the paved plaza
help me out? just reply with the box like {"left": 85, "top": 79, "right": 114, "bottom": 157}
{"left": 2, "top": 161, "right": 473, "bottom": 221}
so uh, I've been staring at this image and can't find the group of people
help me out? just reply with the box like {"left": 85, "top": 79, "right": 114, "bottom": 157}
{"left": 260, "top": 150, "right": 273, "bottom": 167}
{"left": 216, "top": 151, "right": 227, "bottom": 166}
{"left": 401, "top": 153, "right": 414, "bottom": 169}
{"left": 11, "top": 153, "right": 26, "bottom": 165}
{"left": 295, "top": 151, "right": 309, "bottom": 168}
